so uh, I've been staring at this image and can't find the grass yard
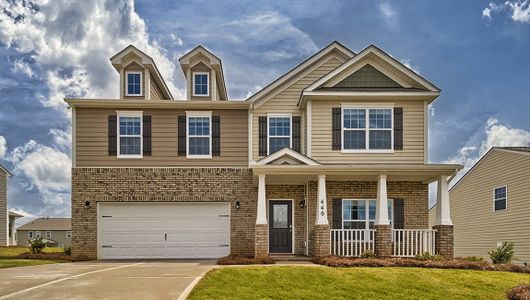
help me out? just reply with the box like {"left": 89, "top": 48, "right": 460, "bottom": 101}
{"left": 188, "top": 266, "right": 530, "bottom": 300}
{"left": 0, "top": 247, "right": 65, "bottom": 269}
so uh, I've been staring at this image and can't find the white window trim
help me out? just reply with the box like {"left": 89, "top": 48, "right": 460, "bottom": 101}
{"left": 28, "top": 231, "right": 33, "bottom": 238}
{"left": 45, "top": 231, "right": 51, "bottom": 238}
{"left": 341, "top": 106, "right": 394, "bottom": 154}
{"left": 125, "top": 71, "right": 143, "bottom": 96}
{"left": 186, "top": 111, "right": 212, "bottom": 159}
{"left": 342, "top": 199, "right": 394, "bottom": 232}
{"left": 117, "top": 111, "right": 143, "bottom": 159}
{"left": 493, "top": 185, "right": 508, "bottom": 212}
{"left": 35, "top": 231, "right": 41, "bottom": 238}
{"left": 267, "top": 113, "right": 292, "bottom": 155}
{"left": 66, "top": 231, "right": 72, "bottom": 238}
{"left": 192, "top": 72, "right": 210, "bottom": 97}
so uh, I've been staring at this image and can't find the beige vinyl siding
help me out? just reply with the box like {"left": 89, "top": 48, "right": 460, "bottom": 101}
{"left": 123, "top": 62, "right": 145, "bottom": 100}
{"left": 150, "top": 80, "right": 164, "bottom": 100}
{"left": 450, "top": 150, "right": 530, "bottom": 262}
{"left": 311, "top": 100, "right": 425, "bottom": 164}
{"left": 428, "top": 205, "right": 436, "bottom": 229}
{"left": 0, "top": 171, "right": 6, "bottom": 246}
{"left": 75, "top": 108, "right": 248, "bottom": 167}
{"left": 252, "top": 56, "right": 343, "bottom": 160}
{"left": 17, "top": 230, "right": 71, "bottom": 247}
{"left": 190, "top": 62, "right": 212, "bottom": 101}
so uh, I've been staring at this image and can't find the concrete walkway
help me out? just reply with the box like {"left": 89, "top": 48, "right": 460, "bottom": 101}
{"left": 0, "top": 260, "right": 216, "bottom": 300}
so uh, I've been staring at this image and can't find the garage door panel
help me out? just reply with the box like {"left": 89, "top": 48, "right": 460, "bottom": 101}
{"left": 98, "top": 203, "right": 230, "bottom": 259}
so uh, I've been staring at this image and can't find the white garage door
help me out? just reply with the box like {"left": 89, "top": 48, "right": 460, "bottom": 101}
{"left": 98, "top": 202, "right": 230, "bottom": 259}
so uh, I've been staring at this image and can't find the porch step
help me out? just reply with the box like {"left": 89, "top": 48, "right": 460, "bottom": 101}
{"left": 270, "top": 255, "right": 313, "bottom": 262}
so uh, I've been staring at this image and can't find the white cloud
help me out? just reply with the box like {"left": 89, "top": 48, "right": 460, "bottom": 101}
{"left": 444, "top": 117, "right": 530, "bottom": 183}
{"left": 400, "top": 59, "right": 420, "bottom": 74}
{"left": 10, "top": 59, "right": 34, "bottom": 78}
{"left": 379, "top": 2, "right": 398, "bottom": 29}
{"left": 483, "top": 1, "right": 530, "bottom": 24}
{"left": 0, "top": 136, "right": 6, "bottom": 158}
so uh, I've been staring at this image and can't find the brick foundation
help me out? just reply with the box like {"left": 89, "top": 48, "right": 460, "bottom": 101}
{"left": 313, "top": 224, "right": 330, "bottom": 257}
{"left": 72, "top": 167, "right": 255, "bottom": 259}
{"left": 433, "top": 225, "right": 454, "bottom": 257}
{"left": 374, "top": 224, "right": 392, "bottom": 257}
{"left": 254, "top": 224, "right": 269, "bottom": 258}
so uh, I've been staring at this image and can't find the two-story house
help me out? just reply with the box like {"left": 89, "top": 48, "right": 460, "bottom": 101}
{"left": 66, "top": 41, "right": 462, "bottom": 260}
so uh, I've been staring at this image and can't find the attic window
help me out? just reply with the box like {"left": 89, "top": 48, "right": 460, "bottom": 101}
{"left": 193, "top": 72, "right": 209, "bottom": 96}
{"left": 126, "top": 71, "right": 142, "bottom": 96}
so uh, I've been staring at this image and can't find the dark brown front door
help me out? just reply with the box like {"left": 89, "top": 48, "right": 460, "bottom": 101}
{"left": 269, "top": 201, "right": 292, "bottom": 253}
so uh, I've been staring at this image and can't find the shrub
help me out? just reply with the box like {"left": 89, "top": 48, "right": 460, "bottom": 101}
{"left": 463, "top": 256, "right": 484, "bottom": 262}
{"left": 217, "top": 255, "right": 275, "bottom": 265}
{"left": 489, "top": 242, "right": 515, "bottom": 264}
{"left": 64, "top": 246, "right": 72, "bottom": 256}
{"left": 360, "top": 250, "right": 377, "bottom": 259}
{"left": 415, "top": 252, "right": 441, "bottom": 261}
{"left": 28, "top": 237, "right": 47, "bottom": 254}
{"left": 16, "top": 252, "right": 90, "bottom": 262}
{"left": 507, "top": 284, "right": 530, "bottom": 300}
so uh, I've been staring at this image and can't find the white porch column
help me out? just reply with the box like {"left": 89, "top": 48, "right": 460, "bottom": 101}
{"left": 435, "top": 175, "right": 452, "bottom": 226}
{"left": 316, "top": 174, "right": 328, "bottom": 225}
{"left": 256, "top": 174, "right": 267, "bottom": 225}
{"left": 375, "top": 175, "right": 390, "bottom": 225}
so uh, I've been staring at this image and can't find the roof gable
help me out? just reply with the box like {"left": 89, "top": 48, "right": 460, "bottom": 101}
{"left": 333, "top": 64, "right": 402, "bottom": 88}
{"left": 305, "top": 45, "right": 440, "bottom": 93}
{"left": 17, "top": 217, "right": 71, "bottom": 231}
{"left": 0, "top": 164, "right": 12, "bottom": 177}
{"left": 247, "top": 41, "right": 355, "bottom": 108}
{"left": 253, "top": 148, "right": 320, "bottom": 166}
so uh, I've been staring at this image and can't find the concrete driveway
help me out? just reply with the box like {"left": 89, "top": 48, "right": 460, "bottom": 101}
{"left": 0, "top": 260, "right": 216, "bottom": 300}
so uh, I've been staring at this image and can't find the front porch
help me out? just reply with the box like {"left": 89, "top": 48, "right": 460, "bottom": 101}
{"left": 251, "top": 157, "right": 460, "bottom": 258}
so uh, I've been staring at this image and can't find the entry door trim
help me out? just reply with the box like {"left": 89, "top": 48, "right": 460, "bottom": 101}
{"left": 268, "top": 199, "right": 294, "bottom": 254}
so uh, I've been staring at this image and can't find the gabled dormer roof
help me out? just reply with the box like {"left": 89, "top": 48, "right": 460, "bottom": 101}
{"left": 179, "top": 45, "right": 228, "bottom": 100}
{"left": 305, "top": 45, "right": 440, "bottom": 93}
{"left": 247, "top": 41, "right": 355, "bottom": 108}
{"left": 110, "top": 45, "right": 174, "bottom": 100}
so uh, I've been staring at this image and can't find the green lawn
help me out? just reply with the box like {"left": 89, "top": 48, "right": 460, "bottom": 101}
{"left": 0, "top": 247, "right": 65, "bottom": 269}
{"left": 188, "top": 266, "right": 530, "bottom": 300}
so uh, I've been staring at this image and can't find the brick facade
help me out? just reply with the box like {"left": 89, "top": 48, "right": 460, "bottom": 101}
{"left": 72, "top": 168, "right": 255, "bottom": 259}
{"left": 374, "top": 224, "right": 392, "bottom": 257}
{"left": 433, "top": 225, "right": 454, "bottom": 257}
{"left": 313, "top": 224, "right": 330, "bottom": 257}
{"left": 254, "top": 224, "right": 268, "bottom": 258}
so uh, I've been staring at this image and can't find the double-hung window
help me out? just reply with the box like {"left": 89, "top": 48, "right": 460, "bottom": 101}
{"left": 126, "top": 71, "right": 142, "bottom": 96}
{"left": 35, "top": 231, "right": 41, "bottom": 238}
{"left": 193, "top": 72, "right": 209, "bottom": 96}
{"left": 268, "top": 114, "right": 291, "bottom": 154}
{"left": 187, "top": 112, "right": 212, "bottom": 158}
{"left": 66, "top": 231, "right": 72, "bottom": 238}
{"left": 342, "top": 199, "right": 393, "bottom": 240}
{"left": 28, "top": 231, "right": 33, "bottom": 239}
{"left": 493, "top": 186, "right": 507, "bottom": 211}
{"left": 117, "top": 111, "right": 143, "bottom": 158}
{"left": 45, "top": 231, "right": 51, "bottom": 239}
{"left": 342, "top": 107, "right": 393, "bottom": 152}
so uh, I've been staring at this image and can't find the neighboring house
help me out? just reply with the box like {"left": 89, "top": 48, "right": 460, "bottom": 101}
{"left": 8, "top": 211, "right": 23, "bottom": 246}
{"left": 17, "top": 218, "right": 72, "bottom": 248}
{"left": 65, "top": 42, "right": 462, "bottom": 260}
{"left": 430, "top": 147, "right": 530, "bottom": 262}
{"left": 0, "top": 164, "right": 12, "bottom": 246}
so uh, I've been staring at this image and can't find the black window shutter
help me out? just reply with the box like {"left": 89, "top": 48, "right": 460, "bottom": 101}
{"left": 259, "top": 116, "right": 267, "bottom": 156}
{"left": 332, "top": 108, "right": 341, "bottom": 150}
{"left": 394, "top": 198, "right": 405, "bottom": 229}
{"left": 394, "top": 107, "right": 403, "bottom": 150}
{"left": 212, "top": 115, "right": 221, "bottom": 156}
{"left": 178, "top": 115, "right": 186, "bottom": 156}
{"left": 108, "top": 115, "right": 117, "bottom": 156}
{"left": 143, "top": 115, "right": 152, "bottom": 156}
{"left": 332, "top": 198, "right": 343, "bottom": 229}
{"left": 292, "top": 116, "right": 301, "bottom": 153}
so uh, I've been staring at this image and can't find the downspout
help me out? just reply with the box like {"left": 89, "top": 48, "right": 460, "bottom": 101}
{"left": 305, "top": 181, "right": 309, "bottom": 256}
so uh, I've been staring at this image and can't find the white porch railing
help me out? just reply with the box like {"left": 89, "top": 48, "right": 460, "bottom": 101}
{"left": 330, "top": 229, "right": 375, "bottom": 257}
{"left": 392, "top": 229, "right": 436, "bottom": 257}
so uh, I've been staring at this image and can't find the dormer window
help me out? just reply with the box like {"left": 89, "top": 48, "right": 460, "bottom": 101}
{"left": 193, "top": 72, "right": 209, "bottom": 96}
{"left": 126, "top": 71, "right": 142, "bottom": 96}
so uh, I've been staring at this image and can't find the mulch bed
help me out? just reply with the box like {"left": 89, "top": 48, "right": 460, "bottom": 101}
{"left": 16, "top": 252, "right": 91, "bottom": 262}
{"left": 507, "top": 284, "right": 530, "bottom": 300}
{"left": 313, "top": 256, "right": 530, "bottom": 274}
{"left": 217, "top": 255, "right": 275, "bottom": 265}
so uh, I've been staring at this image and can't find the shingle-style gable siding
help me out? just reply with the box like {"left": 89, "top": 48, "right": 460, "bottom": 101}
{"left": 450, "top": 149, "right": 530, "bottom": 262}
{"left": 0, "top": 170, "right": 6, "bottom": 246}
{"left": 333, "top": 64, "right": 402, "bottom": 88}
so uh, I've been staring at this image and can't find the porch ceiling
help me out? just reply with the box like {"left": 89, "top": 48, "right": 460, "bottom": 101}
{"left": 250, "top": 163, "right": 462, "bottom": 185}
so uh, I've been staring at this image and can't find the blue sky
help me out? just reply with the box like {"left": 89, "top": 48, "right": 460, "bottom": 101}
{"left": 1, "top": 0, "right": 530, "bottom": 223}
